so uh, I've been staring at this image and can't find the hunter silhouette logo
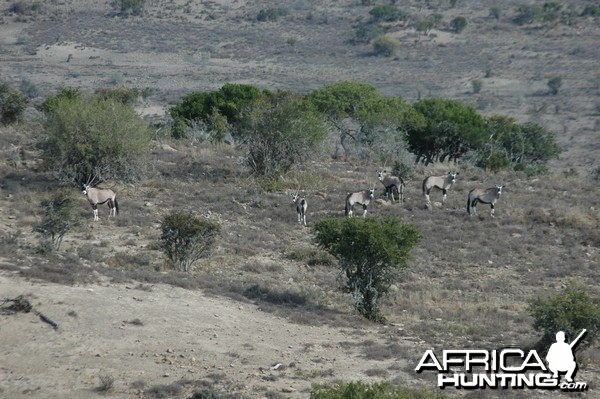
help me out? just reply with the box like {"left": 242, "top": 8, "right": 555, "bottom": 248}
{"left": 546, "top": 329, "right": 585, "bottom": 383}
{"left": 415, "top": 329, "right": 588, "bottom": 391}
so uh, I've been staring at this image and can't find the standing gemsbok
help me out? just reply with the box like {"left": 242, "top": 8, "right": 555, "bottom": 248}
{"left": 467, "top": 185, "right": 503, "bottom": 217}
{"left": 345, "top": 188, "right": 375, "bottom": 218}
{"left": 291, "top": 191, "right": 307, "bottom": 226}
{"left": 82, "top": 181, "right": 119, "bottom": 221}
{"left": 422, "top": 172, "right": 458, "bottom": 205}
{"left": 376, "top": 170, "right": 404, "bottom": 203}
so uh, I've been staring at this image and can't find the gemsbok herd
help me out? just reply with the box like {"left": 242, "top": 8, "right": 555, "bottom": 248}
{"left": 287, "top": 170, "right": 503, "bottom": 226}
{"left": 79, "top": 170, "right": 501, "bottom": 225}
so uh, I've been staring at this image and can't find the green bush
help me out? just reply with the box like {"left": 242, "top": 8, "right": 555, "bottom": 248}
{"left": 311, "top": 380, "right": 452, "bottom": 398}
{"left": 476, "top": 149, "right": 510, "bottom": 173}
{"left": 238, "top": 91, "right": 327, "bottom": 176}
{"left": 313, "top": 217, "right": 420, "bottom": 322}
{"left": 38, "top": 93, "right": 151, "bottom": 183}
{"left": 407, "top": 98, "right": 486, "bottom": 165}
{"left": 353, "top": 24, "right": 386, "bottom": 44}
{"left": 40, "top": 87, "right": 81, "bottom": 114}
{"left": 528, "top": 283, "right": 599, "bottom": 353}
{"left": 160, "top": 211, "right": 220, "bottom": 272}
{"left": 0, "top": 83, "right": 28, "bottom": 125}
{"left": 35, "top": 189, "right": 79, "bottom": 251}
{"left": 372, "top": 35, "right": 400, "bottom": 57}
{"left": 450, "top": 16, "right": 467, "bottom": 33}
{"left": 547, "top": 76, "right": 562, "bottom": 95}
{"left": 369, "top": 5, "right": 407, "bottom": 22}
{"left": 471, "top": 79, "right": 483, "bottom": 94}
{"left": 170, "top": 83, "right": 265, "bottom": 138}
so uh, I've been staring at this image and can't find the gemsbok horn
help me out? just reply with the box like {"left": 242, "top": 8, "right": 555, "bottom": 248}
{"left": 81, "top": 177, "right": 119, "bottom": 221}
{"left": 467, "top": 185, "right": 503, "bottom": 217}
{"left": 376, "top": 169, "right": 405, "bottom": 203}
{"left": 422, "top": 172, "right": 458, "bottom": 205}
{"left": 345, "top": 187, "right": 375, "bottom": 218}
{"left": 291, "top": 191, "right": 307, "bottom": 226}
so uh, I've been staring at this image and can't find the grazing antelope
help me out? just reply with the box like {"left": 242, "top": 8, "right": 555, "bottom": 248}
{"left": 376, "top": 170, "right": 404, "bottom": 203}
{"left": 291, "top": 191, "right": 307, "bottom": 226}
{"left": 82, "top": 183, "right": 119, "bottom": 221}
{"left": 467, "top": 185, "right": 503, "bottom": 217}
{"left": 345, "top": 188, "right": 375, "bottom": 218}
{"left": 422, "top": 172, "right": 458, "bottom": 205}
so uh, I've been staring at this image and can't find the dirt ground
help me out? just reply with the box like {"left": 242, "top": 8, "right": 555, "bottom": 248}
{"left": 0, "top": 271, "right": 419, "bottom": 398}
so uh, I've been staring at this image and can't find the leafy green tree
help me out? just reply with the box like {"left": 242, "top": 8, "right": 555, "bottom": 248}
{"left": 369, "top": 5, "right": 407, "bottom": 22}
{"left": 169, "top": 83, "right": 265, "bottom": 139}
{"left": 0, "top": 83, "right": 28, "bottom": 125}
{"left": 313, "top": 217, "right": 420, "bottom": 322}
{"left": 306, "top": 82, "right": 425, "bottom": 161}
{"left": 160, "top": 211, "right": 220, "bottom": 272}
{"left": 38, "top": 94, "right": 152, "bottom": 184}
{"left": 39, "top": 87, "right": 81, "bottom": 114}
{"left": 528, "top": 283, "right": 599, "bottom": 353}
{"left": 238, "top": 91, "right": 327, "bottom": 176}
{"left": 406, "top": 98, "right": 486, "bottom": 165}
{"left": 35, "top": 189, "right": 79, "bottom": 251}
{"left": 450, "top": 16, "right": 467, "bottom": 33}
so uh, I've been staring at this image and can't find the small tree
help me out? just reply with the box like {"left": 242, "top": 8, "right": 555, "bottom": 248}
{"left": 313, "top": 217, "right": 420, "bottom": 322}
{"left": 38, "top": 93, "right": 151, "bottom": 183}
{"left": 547, "top": 77, "right": 562, "bottom": 95}
{"left": 528, "top": 283, "right": 599, "bottom": 353}
{"left": 372, "top": 35, "right": 400, "bottom": 57}
{"left": 0, "top": 83, "right": 28, "bottom": 125}
{"left": 35, "top": 189, "right": 79, "bottom": 251}
{"left": 160, "top": 211, "right": 220, "bottom": 272}
{"left": 450, "top": 16, "right": 467, "bottom": 33}
{"left": 238, "top": 91, "right": 327, "bottom": 176}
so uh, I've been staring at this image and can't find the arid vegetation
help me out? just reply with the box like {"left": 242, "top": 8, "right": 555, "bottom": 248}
{"left": 0, "top": 0, "right": 598, "bottom": 398}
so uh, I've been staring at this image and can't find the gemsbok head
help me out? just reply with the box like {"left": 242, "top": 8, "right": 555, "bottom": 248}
{"left": 81, "top": 176, "right": 119, "bottom": 221}
{"left": 422, "top": 172, "right": 458, "bottom": 205}
{"left": 467, "top": 185, "right": 503, "bottom": 217}
{"left": 345, "top": 187, "right": 375, "bottom": 218}
{"left": 376, "top": 170, "right": 404, "bottom": 203}
{"left": 291, "top": 191, "right": 307, "bottom": 226}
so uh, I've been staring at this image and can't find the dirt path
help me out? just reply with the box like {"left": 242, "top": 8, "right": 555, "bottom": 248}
{"left": 0, "top": 272, "right": 413, "bottom": 398}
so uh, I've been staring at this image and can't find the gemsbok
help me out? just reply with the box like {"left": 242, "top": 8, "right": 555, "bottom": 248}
{"left": 291, "top": 191, "right": 307, "bottom": 226}
{"left": 467, "top": 185, "right": 503, "bottom": 217}
{"left": 377, "top": 170, "right": 404, "bottom": 203}
{"left": 422, "top": 172, "right": 458, "bottom": 205}
{"left": 82, "top": 183, "right": 119, "bottom": 221}
{"left": 345, "top": 188, "right": 375, "bottom": 218}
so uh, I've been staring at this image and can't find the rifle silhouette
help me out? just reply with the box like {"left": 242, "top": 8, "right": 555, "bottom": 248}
{"left": 569, "top": 329, "right": 587, "bottom": 349}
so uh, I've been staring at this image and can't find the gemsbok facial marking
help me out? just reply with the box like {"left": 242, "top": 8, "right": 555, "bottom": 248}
{"left": 345, "top": 188, "right": 375, "bottom": 218}
{"left": 467, "top": 185, "right": 503, "bottom": 217}
{"left": 291, "top": 191, "right": 307, "bottom": 226}
{"left": 422, "top": 172, "right": 458, "bottom": 205}
{"left": 82, "top": 184, "right": 119, "bottom": 221}
{"left": 376, "top": 170, "right": 404, "bottom": 203}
